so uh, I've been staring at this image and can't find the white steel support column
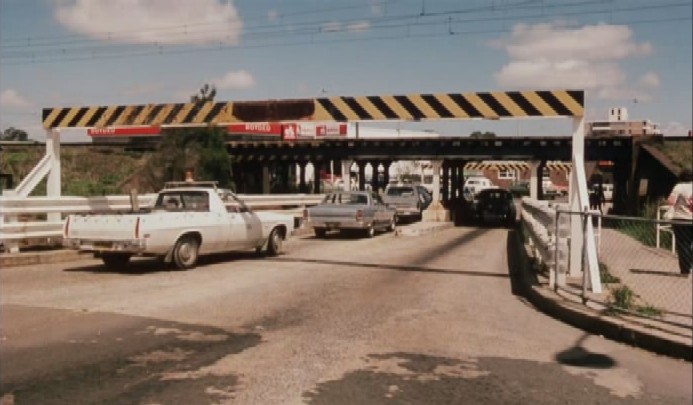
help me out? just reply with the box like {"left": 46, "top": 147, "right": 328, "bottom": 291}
{"left": 431, "top": 160, "right": 442, "bottom": 205}
{"left": 46, "top": 129, "right": 61, "bottom": 223}
{"left": 569, "top": 116, "right": 586, "bottom": 278}
{"left": 341, "top": 160, "right": 353, "bottom": 191}
{"left": 529, "top": 161, "right": 540, "bottom": 200}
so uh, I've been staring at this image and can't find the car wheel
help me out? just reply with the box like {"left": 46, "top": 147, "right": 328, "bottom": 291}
{"left": 173, "top": 235, "right": 199, "bottom": 270}
{"left": 102, "top": 253, "right": 131, "bottom": 270}
{"left": 267, "top": 227, "right": 283, "bottom": 256}
{"left": 387, "top": 216, "right": 396, "bottom": 232}
{"left": 314, "top": 228, "right": 327, "bottom": 238}
{"left": 364, "top": 223, "right": 375, "bottom": 238}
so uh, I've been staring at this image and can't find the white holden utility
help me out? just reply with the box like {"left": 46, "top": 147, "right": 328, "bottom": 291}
{"left": 63, "top": 183, "right": 294, "bottom": 270}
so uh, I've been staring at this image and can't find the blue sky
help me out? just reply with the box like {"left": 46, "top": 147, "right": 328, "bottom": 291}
{"left": 0, "top": 0, "right": 691, "bottom": 142}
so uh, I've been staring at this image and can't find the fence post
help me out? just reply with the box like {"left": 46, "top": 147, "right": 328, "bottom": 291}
{"left": 581, "top": 209, "right": 593, "bottom": 304}
{"left": 552, "top": 209, "right": 560, "bottom": 290}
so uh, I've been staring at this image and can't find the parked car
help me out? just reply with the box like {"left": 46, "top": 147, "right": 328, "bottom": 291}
{"left": 305, "top": 191, "right": 396, "bottom": 238}
{"left": 471, "top": 188, "right": 517, "bottom": 227}
{"left": 414, "top": 185, "right": 433, "bottom": 210}
{"left": 382, "top": 185, "right": 429, "bottom": 221}
{"left": 63, "top": 182, "right": 294, "bottom": 270}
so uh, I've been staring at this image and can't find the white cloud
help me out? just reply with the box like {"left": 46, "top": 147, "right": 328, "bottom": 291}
{"left": 637, "top": 72, "right": 660, "bottom": 88}
{"left": 55, "top": 0, "right": 243, "bottom": 45}
{"left": 346, "top": 21, "right": 371, "bottom": 33}
{"left": 492, "top": 22, "right": 657, "bottom": 101}
{"left": 0, "top": 89, "right": 33, "bottom": 108}
{"left": 267, "top": 9, "right": 279, "bottom": 22}
{"left": 214, "top": 70, "right": 255, "bottom": 90}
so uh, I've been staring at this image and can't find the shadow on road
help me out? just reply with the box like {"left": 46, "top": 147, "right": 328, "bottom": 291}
{"left": 271, "top": 257, "right": 509, "bottom": 279}
{"left": 554, "top": 334, "right": 617, "bottom": 369}
{"left": 63, "top": 251, "right": 263, "bottom": 275}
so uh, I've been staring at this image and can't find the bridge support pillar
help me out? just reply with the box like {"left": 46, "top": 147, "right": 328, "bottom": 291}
{"left": 341, "top": 160, "right": 353, "bottom": 191}
{"left": 422, "top": 160, "right": 450, "bottom": 222}
{"left": 313, "top": 161, "right": 324, "bottom": 194}
{"left": 529, "top": 161, "right": 541, "bottom": 200}
{"left": 450, "top": 163, "right": 460, "bottom": 200}
{"left": 442, "top": 162, "right": 450, "bottom": 203}
{"left": 370, "top": 161, "right": 380, "bottom": 192}
{"left": 298, "top": 162, "right": 308, "bottom": 193}
{"left": 382, "top": 161, "right": 392, "bottom": 190}
{"left": 358, "top": 161, "right": 366, "bottom": 191}
{"left": 261, "top": 164, "right": 271, "bottom": 194}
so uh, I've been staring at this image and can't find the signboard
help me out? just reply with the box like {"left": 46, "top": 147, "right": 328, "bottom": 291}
{"left": 282, "top": 123, "right": 347, "bottom": 140}
{"left": 88, "top": 126, "right": 160, "bottom": 136}
{"left": 227, "top": 122, "right": 282, "bottom": 136}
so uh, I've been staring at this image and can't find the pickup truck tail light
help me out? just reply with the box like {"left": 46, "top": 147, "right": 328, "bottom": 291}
{"left": 64, "top": 216, "right": 71, "bottom": 237}
{"left": 355, "top": 209, "right": 364, "bottom": 222}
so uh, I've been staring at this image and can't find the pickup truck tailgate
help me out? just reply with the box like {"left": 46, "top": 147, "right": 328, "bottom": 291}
{"left": 308, "top": 205, "right": 359, "bottom": 222}
{"left": 67, "top": 215, "right": 139, "bottom": 240}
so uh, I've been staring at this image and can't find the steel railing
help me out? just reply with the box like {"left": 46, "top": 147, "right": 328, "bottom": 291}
{"left": 0, "top": 193, "right": 324, "bottom": 251}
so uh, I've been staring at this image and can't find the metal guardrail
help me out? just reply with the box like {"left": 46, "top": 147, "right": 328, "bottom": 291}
{"left": 0, "top": 193, "right": 324, "bottom": 251}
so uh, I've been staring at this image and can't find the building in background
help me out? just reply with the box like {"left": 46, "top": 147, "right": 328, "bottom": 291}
{"left": 586, "top": 107, "right": 662, "bottom": 137}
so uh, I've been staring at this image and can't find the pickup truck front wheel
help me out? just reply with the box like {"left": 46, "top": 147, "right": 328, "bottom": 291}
{"left": 267, "top": 228, "right": 284, "bottom": 256}
{"left": 173, "top": 235, "right": 199, "bottom": 270}
{"left": 102, "top": 253, "right": 131, "bottom": 270}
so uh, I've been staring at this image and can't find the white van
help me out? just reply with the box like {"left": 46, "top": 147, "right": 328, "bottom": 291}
{"left": 464, "top": 176, "right": 494, "bottom": 197}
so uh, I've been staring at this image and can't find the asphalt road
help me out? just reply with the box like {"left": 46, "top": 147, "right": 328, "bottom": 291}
{"left": 1, "top": 226, "right": 691, "bottom": 404}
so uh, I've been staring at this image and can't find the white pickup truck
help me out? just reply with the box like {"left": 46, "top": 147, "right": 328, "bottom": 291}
{"left": 63, "top": 184, "right": 294, "bottom": 270}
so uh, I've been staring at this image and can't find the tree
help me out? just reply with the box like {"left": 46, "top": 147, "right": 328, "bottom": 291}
{"left": 190, "top": 83, "right": 217, "bottom": 104}
{"left": 1, "top": 127, "right": 29, "bottom": 141}
{"left": 143, "top": 84, "right": 233, "bottom": 190}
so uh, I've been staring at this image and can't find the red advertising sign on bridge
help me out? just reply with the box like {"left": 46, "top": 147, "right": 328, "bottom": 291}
{"left": 88, "top": 126, "right": 161, "bottom": 136}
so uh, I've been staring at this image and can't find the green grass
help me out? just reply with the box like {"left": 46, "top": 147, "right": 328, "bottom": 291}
{"left": 599, "top": 262, "right": 620, "bottom": 284}
{"left": 606, "top": 284, "right": 662, "bottom": 318}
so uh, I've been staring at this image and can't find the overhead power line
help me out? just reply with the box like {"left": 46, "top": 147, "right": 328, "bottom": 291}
{"left": 0, "top": 0, "right": 690, "bottom": 65}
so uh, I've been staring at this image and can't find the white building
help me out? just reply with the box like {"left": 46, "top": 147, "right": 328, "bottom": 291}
{"left": 586, "top": 107, "right": 662, "bottom": 137}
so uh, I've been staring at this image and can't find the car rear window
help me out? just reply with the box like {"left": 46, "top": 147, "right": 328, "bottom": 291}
{"left": 477, "top": 190, "right": 512, "bottom": 200}
{"left": 387, "top": 187, "right": 415, "bottom": 196}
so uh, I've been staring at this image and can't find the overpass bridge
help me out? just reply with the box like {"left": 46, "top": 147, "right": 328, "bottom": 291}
{"left": 223, "top": 134, "right": 635, "bottom": 211}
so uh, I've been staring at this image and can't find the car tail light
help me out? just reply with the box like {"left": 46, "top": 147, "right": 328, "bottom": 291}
{"left": 64, "top": 216, "right": 71, "bottom": 237}
{"left": 135, "top": 217, "right": 141, "bottom": 239}
{"left": 355, "top": 209, "right": 364, "bottom": 222}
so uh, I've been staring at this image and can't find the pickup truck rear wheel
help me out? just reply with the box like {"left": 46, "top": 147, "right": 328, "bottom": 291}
{"left": 173, "top": 235, "right": 199, "bottom": 270}
{"left": 364, "top": 224, "right": 375, "bottom": 238}
{"left": 102, "top": 253, "right": 131, "bottom": 270}
{"left": 267, "top": 228, "right": 283, "bottom": 256}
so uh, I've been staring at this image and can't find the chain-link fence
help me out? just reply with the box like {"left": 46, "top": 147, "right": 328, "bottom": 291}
{"left": 553, "top": 210, "right": 692, "bottom": 329}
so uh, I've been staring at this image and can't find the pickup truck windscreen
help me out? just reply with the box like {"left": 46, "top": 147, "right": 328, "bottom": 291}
{"left": 323, "top": 193, "right": 368, "bottom": 205}
{"left": 386, "top": 187, "right": 414, "bottom": 196}
{"left": 154, "top": 191, "right": 210, "bottom": 212}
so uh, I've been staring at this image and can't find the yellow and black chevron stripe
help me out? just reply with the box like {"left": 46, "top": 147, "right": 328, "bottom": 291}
{"left": 465, "top": 161, "right": 572, "bottom": 172}
{"left": 42, "top": 90, "right": 583, "bottom": 128}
